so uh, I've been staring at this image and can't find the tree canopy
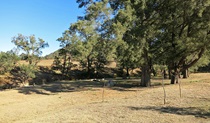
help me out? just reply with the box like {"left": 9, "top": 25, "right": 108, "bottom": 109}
{"left": 12, "top": 34, "right": 49, "bottom": 65}
{"left": 53, "top": 0, "right": 210, "bottom": 86}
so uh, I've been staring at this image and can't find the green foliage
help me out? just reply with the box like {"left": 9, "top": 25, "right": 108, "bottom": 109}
{"left": 19, "top": 53, "right": 28, "bottom": 60}
{"left": 190, "top": 51, "right": 210, "bottom": 72}
{"left": 56, "top": 30, "right": 80, "bottom": 75}
{"left": 59, "top": 0, "right": 210, "bottom": 84}
{"left": 147, "top": 0, "right": 210, "bottom": 84}
{"left": 12, "top": 34, "right": 49, "bottom": 65}
{"left": 94, "top": 40, "right": 115, "bottom": 70}
{"left": 116, "top": 42, "right": 139, "bottom": 71}
{"left": 11, "top": 64, "right": 37, "bottom": 84}
{"left": 109, "top": 0, "right": 210, "bottom": 82}
{"left": 70, "top": 20, "right": 99, "bottom": 65}
{"left": 19, "top": 64, "right": 36, "bottom": 79}
{"left": 52, "top": 56, "right": 62, "bottom": 70}
{"left": 0, "top": 51, "right": 20, "bottom": 74}
{"left": 57, "top": 1, "right": 115, "bottom": 78}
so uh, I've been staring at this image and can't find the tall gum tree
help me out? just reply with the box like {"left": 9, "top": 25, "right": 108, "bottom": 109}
{"left": 57, "top": 30, "right": 79, "bottom": 75}
{"left": 74, "top": 0, "right": 116, "bottom": 77}
{"left": 12, "top": 34, "right": 49, "bottom": 65}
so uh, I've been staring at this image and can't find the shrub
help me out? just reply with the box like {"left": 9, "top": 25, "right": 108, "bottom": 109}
{"left": 10, "top": 64, "right": 37, "bottom": 86}
{"left": 0, "top": 51, "right": 19, "bottom": 74}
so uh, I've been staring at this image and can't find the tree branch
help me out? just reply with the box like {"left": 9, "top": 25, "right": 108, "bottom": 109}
{"left": 181, "top": 47, "right": 205, "bottom": 71}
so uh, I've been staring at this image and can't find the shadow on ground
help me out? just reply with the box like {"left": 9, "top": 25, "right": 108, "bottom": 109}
{"left": 16, "top": 80, "right": 103, "bottom": 95}
{"left": 128, "top": 106, "right": 210, "bottom": 119}
{"left": 111, "top": 83, "right": 139, "bottom": 91}
{"left": 16, "top": 79, "right": 141, "bottom": 95}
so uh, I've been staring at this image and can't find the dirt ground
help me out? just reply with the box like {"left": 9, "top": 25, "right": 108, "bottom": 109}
{"left": 0, "top": 73, "right": 210, "bottom": 123}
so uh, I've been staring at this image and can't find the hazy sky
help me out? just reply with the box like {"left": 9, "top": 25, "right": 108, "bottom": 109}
{"left": 0, "top": 0, "right": 84, "bottom": 56}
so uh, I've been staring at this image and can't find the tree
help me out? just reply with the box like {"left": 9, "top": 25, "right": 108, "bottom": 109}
{"left": 57, "top": 28, "right": 88, "bottom": 77}
{"left": 10, "top": 64, "right": 37, "bottom": 86}
{"left": 52, "top": 56, "right": 62, "bottom": 71}
{"left": 112, "top": 0, "right": 210, "bottom": 85}
{"left": 116, "top": 41, "right": 139, "bottom": 78}
{"left": 0, "top": 51, "right": 19, "bottom": 74}
{"left": 76, "top": 0, "right": 210, "bottom": 86}
{"left": 12, "top": 34, "right": 49, "bottom": 65}
{"left": 69, "top": 0, "right": 114, "bottom": 78}
{"left": 188, "top": 50, "right": 210, "bottom": 73}
{"left": 57, "top": 30, "right": 73, "bottom": 75}
{"left": 110, "top": 0, "right": 161, "bottom": 86}
{"left": 95, "top": 39, "right": 116, "bottom": 70}
{"left": 76, "top": 0, "right": 160, "bottom": 86}
{"left": 71, "top": 20, "right": 99, "bottom": 77}
{"left": 156, "top": 0, "right": 210, "bottom": 84}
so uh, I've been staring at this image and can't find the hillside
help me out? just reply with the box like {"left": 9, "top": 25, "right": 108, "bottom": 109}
{"left": 44, "top": 49, "right": 60, "bottom": 59}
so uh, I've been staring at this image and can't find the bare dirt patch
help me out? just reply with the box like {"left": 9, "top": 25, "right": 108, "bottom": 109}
{"left": 0, "top": 73, "right": 210, "bottom": 123}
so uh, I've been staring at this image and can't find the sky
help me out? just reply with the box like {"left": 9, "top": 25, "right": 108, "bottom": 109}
{"left": 0, "top": 0, "right": 84, "bottom": 56}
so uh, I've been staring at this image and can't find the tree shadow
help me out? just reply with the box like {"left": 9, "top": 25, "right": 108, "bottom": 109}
{"left": 16, "top": 80, "right": 103, "bottom": 95}
{"left": 16, "top": 78, "right": 142, "bottom": 95}
{"left": 15, "top": 72, "right": 173, "bottom": 95}
{"left": 111, "top": 87, "right": 138, "bottom": 91}
{"left": 111, "top": 83, "right": 139, "bottom": 91}
{"left": 128, "top": 106, "right": 210, "bottom": 119}
{"left": 17, "top": 86, "right": 52, "bottom": 95}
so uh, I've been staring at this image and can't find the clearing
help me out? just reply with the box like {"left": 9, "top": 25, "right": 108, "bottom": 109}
{"left": 0, "top": 73, "right": 210, "bottom": 123}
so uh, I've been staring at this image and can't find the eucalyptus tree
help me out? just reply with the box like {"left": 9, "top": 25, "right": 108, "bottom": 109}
{"left": 12, "top": 34, "right": 49, "bottom": 65}
{"left": 69, "top": 20, "right": 99, "bottom": 77}
{"left": 56, "top": 30, "right": 79, "bottom": 75}
{"left": 73, "top": 0, "right": 116, "bottom": 77}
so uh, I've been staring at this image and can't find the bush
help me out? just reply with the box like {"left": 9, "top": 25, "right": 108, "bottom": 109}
{"left": 0, "top": 51, "right": 19, "bottom": 74}
{"left": 10, "top": 64, "right": 37, "bottom": 86}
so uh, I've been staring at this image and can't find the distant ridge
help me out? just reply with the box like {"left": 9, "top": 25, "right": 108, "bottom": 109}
{"left": 44, "top": 49, "right": 60, "bottom": 59}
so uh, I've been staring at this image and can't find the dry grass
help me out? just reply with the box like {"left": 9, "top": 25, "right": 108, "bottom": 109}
{"left": 18, "top": 59, "right": 71, "bottom": 67}
{"left": 37, "top": 59, "right": 54, "bottom": 66}
{"left": 0, "top": 73, "right": 210, "bottom": 123}
{"left": 19, "top": 59, "right": 115, "bottom": 68}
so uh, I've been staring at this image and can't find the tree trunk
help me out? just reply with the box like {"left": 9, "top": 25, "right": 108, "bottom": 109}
{"left": 87, "top": 57, "right": 91, "bottom": 78}
{"left": 182, "top": 69, "right": 188, "bottom": 78}
{"left": 126, "top": 67, "right": 129, "bottom": 78}
{"left": 28, "top": 55, "right": 33, "bottom": 65}
{"left": 152, "top": 67, "right": 156, "bottom": 76}
{"left": 170, "top": 72, "right": 179, "bottom": 84}
{"left": 29, "top": 60, "right": 32, "bottom": 65}
{"left": 163, "top": 70, "right": 167, "bottom": 79}
{"left": 168, "top": 66, "right": 171, "bottom": 79}
{"left": 66, "top": 56, "right": 71, "bottom": 74}
{"left": 62, "top": 53, "right": 67, "bottom": 75}
{"left": 140, "top": 65, "right": 151, "bottom": 87}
